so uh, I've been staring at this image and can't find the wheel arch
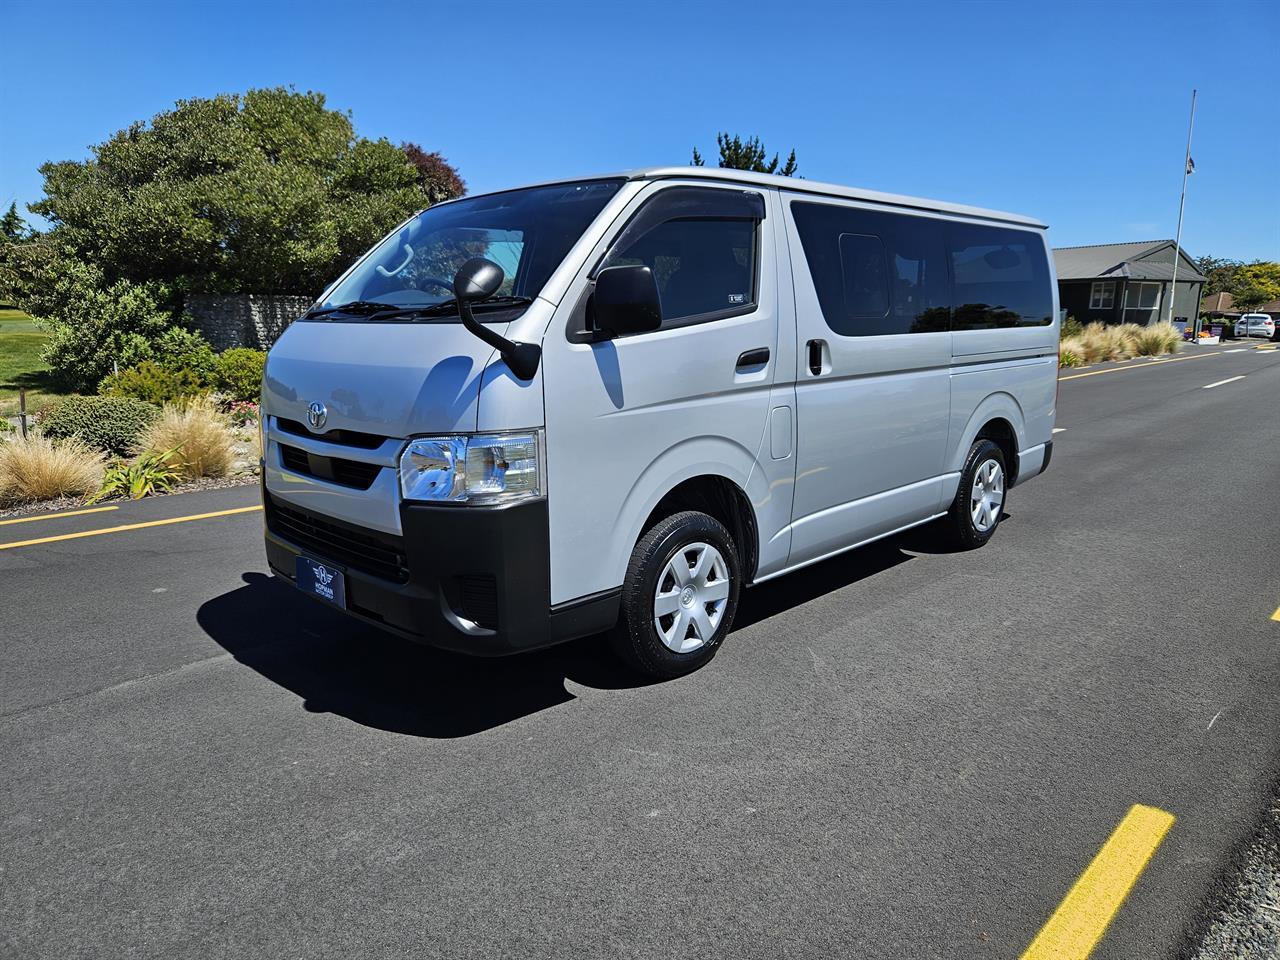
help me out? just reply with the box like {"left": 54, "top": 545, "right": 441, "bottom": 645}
{"left": 612, "top": 437, "right": 765, "bottom": 588}
{"left": 951, "top": 392, "right": 1028, "bottom": 484}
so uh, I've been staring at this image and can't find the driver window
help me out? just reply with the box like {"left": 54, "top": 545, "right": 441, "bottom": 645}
{"left": 598, "top": 186, "right": 764, "bottom": 328}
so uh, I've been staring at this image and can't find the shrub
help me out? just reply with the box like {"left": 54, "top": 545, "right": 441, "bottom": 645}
{"left": 1060, "top": 315, "right": 1084, "bottom": 340}
{"left": 24, "top": 257, "right": 175, "bottom": 391}
{"left": 41, "top": 395, "right": 160, "bottom": 455}
{"left": 153, "top": 326, "right": 218, "bottom": 381}
{"left": 0, "top": 434, "right": 105, "bottom": 504}
{"left": 1132, "top": 323, "right": 1183, "bottom": 357}
{"left": 100, "top": 360, "right": 210, "bottom": 405}
{"left": 1061, "top": 322, "right": 1181, "bottom": 364}
{"left": 1058, "top": 347, "right": 1083, "bottom": 368}
{"left": 90, "top": 448, "right": 182, "bottom": 502}
{"left": 214, "top": 348, "right": 267, "bottom": 403}
{"left": 138, "top": 396, "right": 235, "bottom": 479}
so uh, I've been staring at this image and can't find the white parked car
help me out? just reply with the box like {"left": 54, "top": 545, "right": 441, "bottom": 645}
{"left": 1234, "top": 313, "right": 1276, "bottom": 339}
{"left": 260, "top": 167, "right": 1058, "bottom": 677}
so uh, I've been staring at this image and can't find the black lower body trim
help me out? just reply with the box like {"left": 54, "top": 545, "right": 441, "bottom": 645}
{"left": 263, "top": 483, "right": 619, "bottom": 656}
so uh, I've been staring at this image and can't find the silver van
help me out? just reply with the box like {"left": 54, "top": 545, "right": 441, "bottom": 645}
{"left": 262, "top": 168, "right": 1057, "bottom": 677}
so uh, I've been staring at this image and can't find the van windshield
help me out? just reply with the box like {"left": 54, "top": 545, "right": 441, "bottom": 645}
{"left": 316, "top": 179, "right": 624, "bottom": 319}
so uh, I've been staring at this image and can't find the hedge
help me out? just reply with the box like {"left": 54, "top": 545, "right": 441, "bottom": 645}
{"left": 40, "top": 395, "right": 161, "bottom": 455}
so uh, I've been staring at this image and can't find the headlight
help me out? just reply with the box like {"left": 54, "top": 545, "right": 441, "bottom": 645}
{"left": 399, "top": 432, "right": 542, "bottom": 504}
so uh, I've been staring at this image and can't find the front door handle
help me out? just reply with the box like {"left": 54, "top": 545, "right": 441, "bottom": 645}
{"left": 736, "top": 347, "right": 770, "bottom": 371}
{"left": 807, "top": 339, "right": 827, "bottom": 376}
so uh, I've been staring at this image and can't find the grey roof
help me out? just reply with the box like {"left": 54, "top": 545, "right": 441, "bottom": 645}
{"left": 452, "top": 166, "right": 1046, "bottom": 229}
{"left": 1052, "top": 240, "right": 1207, "bottom": 282}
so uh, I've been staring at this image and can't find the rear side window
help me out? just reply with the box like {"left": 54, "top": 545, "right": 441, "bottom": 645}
{"left": 791, "top": 202, "right": 950, "bottom": 336}
{"left": 600, "top": 186, "right": 763, "bottom": 327}
{"left": 948, "top": 223, "right": 1053, "bottom": 329}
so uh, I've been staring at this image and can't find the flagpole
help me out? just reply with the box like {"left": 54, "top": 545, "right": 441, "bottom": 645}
{"left": 1169, "top": 88, "right": 1197, "bottom": 330}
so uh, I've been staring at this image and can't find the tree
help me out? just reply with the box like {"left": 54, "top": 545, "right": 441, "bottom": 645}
{"left": 400, "top": 143, "right": 466, "bottom": 204}
{"left": 1230, "top": 262, "right": 1280, "bottom": 312}
{"left": 28, "top": 87, "right": 452, "bottom": 295}
{"left": 1, "top": 202, "right": 30, "bottom": 242}
{"left": 691, "top": 134, "right": 798, "bottom": 176}
{"left": 1195, "top": 255, "right": 1242, "bottom": 296}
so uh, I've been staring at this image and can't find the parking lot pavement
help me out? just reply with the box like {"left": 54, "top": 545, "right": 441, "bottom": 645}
{"left": 3, "top": 347, "right": 1279, "bottom": 959}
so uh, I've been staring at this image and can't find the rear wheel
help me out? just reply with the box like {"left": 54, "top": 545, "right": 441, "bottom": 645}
{"left": 611, "top": 510, "right": 741, "bottom": 679}
{"left": 940, "top": 439, "right": 1007, "bottom": 549}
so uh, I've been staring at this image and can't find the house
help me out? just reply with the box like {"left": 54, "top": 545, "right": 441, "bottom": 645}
{"left": 1200, "top": 291, "right": 1280, "bottom": 321}
{"left": 1052, "top": 240, "right": 1206, "bottom": 327}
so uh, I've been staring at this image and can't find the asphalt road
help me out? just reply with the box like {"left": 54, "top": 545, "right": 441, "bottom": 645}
{"left": 3, "top": 342, "right": 1279, "bottom": 960}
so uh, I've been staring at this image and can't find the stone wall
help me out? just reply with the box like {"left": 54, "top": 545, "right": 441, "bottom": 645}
{"left": 184, "top": 294, "right": 313, "bottom": 351}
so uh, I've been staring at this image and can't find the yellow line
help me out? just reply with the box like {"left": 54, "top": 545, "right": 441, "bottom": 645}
{"left": 0, "top": 505, "right": 262, "bottom": 551}
{"left": 1020, "top": 804, "right": 1175, "bottom": 960}
{"left": 1271, "top": 606, "right": 1280, "bottom": 622}
{"left": 0, "top": 505, "right": 118, "bottom": 526}
{"left": 1059, "top": 352, "right": 1219, "bottom": 381}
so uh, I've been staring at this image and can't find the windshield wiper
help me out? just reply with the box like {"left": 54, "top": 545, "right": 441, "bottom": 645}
{"left": 304, "top": 300, "right": 396, "bottom": 319}
{"left": 364, "top": 296, "right": 533, "bottom": 323}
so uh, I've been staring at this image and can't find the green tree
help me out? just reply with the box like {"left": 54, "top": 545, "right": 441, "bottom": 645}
{"left": 1195, "top": 255, "right": 1242, "bottom": 296}
{"left": 29, "top": 87, "right": 448, "bottom": 295}
{"left": 7, "top": 87, "right": 462, "bottom": 388}
{"left": 691, "top": 133, "right": 798, "bottom": 176}
{"left": 1230, "top": 262, "right": 1280, "bottom": 312}
{"left": 1, "top": 202, "right": 30, "bottom": 242}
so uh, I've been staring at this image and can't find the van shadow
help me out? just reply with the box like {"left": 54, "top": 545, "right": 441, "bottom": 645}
{"left": 199, "top": 523, "right": 963, "bottom": 739}
{"left": 197, "top": 573, "right": 642, "bottom": 740}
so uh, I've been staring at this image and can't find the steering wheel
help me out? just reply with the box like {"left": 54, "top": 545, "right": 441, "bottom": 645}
{"left": 418, "top": 278, "right": 454, "bottom": 294}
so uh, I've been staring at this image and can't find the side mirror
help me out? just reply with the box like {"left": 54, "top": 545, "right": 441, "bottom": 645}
{"left": 451, "top": 257, "right": 541, "bottom": 381}
{"left": 591, "top": 265, "right": 663, "bottom": 338}
{"left": 453, "top": 257, "right": 505, "bottom": 302}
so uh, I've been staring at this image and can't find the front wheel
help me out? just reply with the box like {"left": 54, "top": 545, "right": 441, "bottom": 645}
{"left": 940, "top": 439, "right": 1007, "bottom": 550}
{"left": 610, "top": 511, "right": 742, "bottom": 679}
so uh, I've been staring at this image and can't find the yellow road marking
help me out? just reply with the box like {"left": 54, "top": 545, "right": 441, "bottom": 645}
{"left": 1271, "top": 606, "right": 1280, "bottom": 622}
{"left": 0, "top": 505, "right": 262, "bottom": 551}
{"left": 0, "top": 505, "right": 118, "bottom": 526}
{"left": 1059, "top": 352, "right": 1219, "bottom": 381}
{"left": 1256, "top": 344, "right": 1278, "bottom": 351}
{"left": 1020, "top": 804, "right": 1174, "bottom": 960}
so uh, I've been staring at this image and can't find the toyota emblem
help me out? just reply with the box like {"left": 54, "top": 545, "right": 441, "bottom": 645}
{"left": 306, "top": 401, "right": 328, "bottom": 431}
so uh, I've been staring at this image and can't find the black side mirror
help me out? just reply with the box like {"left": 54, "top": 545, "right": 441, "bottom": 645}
{"left": 451, "top": 257, "right": 541, "bottom": 381}
{"left": 453, "top": 257, "right": 505, "bottom": 302}
{"left": 591, "top": 265, "right": 663, "bottom": 338}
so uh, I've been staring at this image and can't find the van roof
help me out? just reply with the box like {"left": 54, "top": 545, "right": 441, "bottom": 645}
{"left": 473, "top": 166, "right": 1047, "bottom": 230}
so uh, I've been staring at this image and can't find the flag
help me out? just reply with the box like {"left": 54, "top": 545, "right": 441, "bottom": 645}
{"left": 1186, "top": 156, "right": 1196, "bottom": 175}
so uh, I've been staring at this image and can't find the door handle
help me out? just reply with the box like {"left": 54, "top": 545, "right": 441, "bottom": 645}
{"left": 736, "top": 347, "right": 770, "bottom": 370}
{"left": 807, "top": 339, "right": 827, "bottom": 376}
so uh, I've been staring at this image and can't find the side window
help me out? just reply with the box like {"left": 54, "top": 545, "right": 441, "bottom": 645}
{"left": 791, "top": 201, "right": 949, "bottom": 336}
{"left": 838, "top": 234, "right": 888, "bottom": 318}
{"left": 599, "top": 187, "right": 764, "bottom": 327}
{"left": 948, "top": 223, "right": 1053, "bottom": 329}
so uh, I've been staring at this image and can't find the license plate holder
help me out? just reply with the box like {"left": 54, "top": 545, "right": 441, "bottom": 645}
{"left": 295, "top": 555, "right": 347, "bottom": 609}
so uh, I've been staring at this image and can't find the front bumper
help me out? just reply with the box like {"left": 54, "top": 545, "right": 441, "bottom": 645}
{"left": 263, "top": 486, "right": 616, "bottom": 655}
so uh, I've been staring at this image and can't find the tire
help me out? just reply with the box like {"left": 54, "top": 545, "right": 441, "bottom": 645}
{"left": 610, "top": 510, "right": 742, "bottom": 679}
{"left": 940, "top": 439, "right": 1007, "bottom": 550}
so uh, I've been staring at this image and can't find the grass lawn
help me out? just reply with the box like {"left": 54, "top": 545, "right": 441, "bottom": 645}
{"left": 0, "top": 308, "right": 71, "bottom": 418}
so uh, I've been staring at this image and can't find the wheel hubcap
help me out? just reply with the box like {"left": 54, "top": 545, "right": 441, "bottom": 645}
{"left": 653, "top": 542, "right": 730, "bottom": 654}
{"left": 970, "top": 459, "right": 1004, "bottom": 533}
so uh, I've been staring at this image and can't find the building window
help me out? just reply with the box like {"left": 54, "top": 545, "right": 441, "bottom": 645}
{"left": 1124, "top": 282, "right": 1162, "bottom": 313}
{"left": 1090, "top": 281, "right": 1115, "bottom": 309}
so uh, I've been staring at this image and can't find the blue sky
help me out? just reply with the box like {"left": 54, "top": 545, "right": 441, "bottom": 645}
{"left": 2, "top": 0, "right": 1277, "bottom": 260}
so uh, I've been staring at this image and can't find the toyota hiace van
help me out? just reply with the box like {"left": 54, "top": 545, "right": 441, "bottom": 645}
{"left": 262, "top": 168, "right": 1057, "bottom": 677}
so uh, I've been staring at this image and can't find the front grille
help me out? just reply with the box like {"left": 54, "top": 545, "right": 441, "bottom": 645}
{"left": 276, "top": 417, "right": 386, "bottom": 449}
{"left": 454, "top": 574, "right": 498, "bottom": 629}
{"left": 267, "top": 495, "right": 409, "bottom": 583}
{"left": 279, "top": 444, "right": 382, "bottom": 490}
